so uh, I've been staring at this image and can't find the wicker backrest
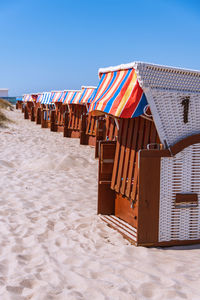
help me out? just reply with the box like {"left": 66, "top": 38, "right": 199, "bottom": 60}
{"left": 133, "top": 62, "right": 200, "bottom": 147}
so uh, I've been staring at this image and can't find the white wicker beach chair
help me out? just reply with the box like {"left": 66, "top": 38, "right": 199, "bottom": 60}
{"left": 96, "top": 62, "right": 200, "bottom": 246}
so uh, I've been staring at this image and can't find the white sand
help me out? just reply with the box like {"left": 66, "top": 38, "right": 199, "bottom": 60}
{"left": 0, "top": 109, "right": 200, "bottom": 300}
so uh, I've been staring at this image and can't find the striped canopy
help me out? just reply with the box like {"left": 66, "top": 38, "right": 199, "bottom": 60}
{"left": 89, "top": 67, "right": 148, "bottom": 118}
{"left": 78, "top": 86, "right": 96, "bottom": 105}
{"left": 63, "top": 90, "right": 82, "bottom": 104}
{"left": 50, "top": 91, "right": 64, "bottom": 103}
{"left": 36, "top": 93, "right": 43, "bottom": 103}
{"left": 40, "top": 92, "right": 52, "bottom": 104}
{"left": 23, "top": 94, "right": 31, "bottom": 102}
{"left": 23, "top": 94, "right": 37, "bottom": 103}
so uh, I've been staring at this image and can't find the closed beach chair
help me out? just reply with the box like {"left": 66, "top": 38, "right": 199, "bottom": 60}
{"left": 90, "top": 62, "right": 200, "bottom": 247}
{"left": 40, "top": 92, "right": 53, "bottom": 128}
{"left": 63, "top": 90, "right": 82, "bottom": 138}
{"left": 50, "top": 91, "right": 67, "bottom": 132}
{"left": 23, "top": 94, "right": 35, "bottom": 120}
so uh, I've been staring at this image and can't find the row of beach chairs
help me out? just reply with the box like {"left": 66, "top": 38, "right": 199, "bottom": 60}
{"left": 16, "top": 61, "right": 200, "bottom": 247}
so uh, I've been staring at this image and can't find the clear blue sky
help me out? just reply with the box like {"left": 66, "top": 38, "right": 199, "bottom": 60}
{"left": 0, "top": 0, "right": 200, "bottom": 96}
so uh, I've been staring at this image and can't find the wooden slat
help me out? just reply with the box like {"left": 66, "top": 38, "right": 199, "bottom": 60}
{"left": 125, "top": 117, "right": 140, "bottom": 198}
{"left": 90, "top": 116, "right": 95, "bottom": 135}
{"left": 108, "top": 118, "right": 115, "bottom": 141}
{"left": 105, "top": 116, "right": 110, "bottom": 139}
{"left": 120, "top": 119, "right": 134, "bottom": 195}
{"left": 115, "top": 119, "right": 129, "bottom": 193}
{"left": 149, "top": 121, "right": 157, "bottom": 147}
{"left": 86, "top": 114, "right": 91, "bottom": 134}
{"left": 111, "top": 121, "right": 123, "bottom": 190}
{"left": 143, "top": 118, "right": 151, "bottom": 148}
{"left": 130, "top": 118, "right": 152, "bottom": 201}
{"left": 68, "top": 106, "right": 72, "bottom": 129}
{"left": 71, "top": 105, "right": 75, "bottom": 129}
{"left": 94, "top": 118, "right": 97, "bottom": 135}
{"left": 74, "top": 106, "right": 79, "bottom": 129}
{"left": 131, "top": 153, "right": 139, "bottom": 201}
{"left": 101, "top": 215, "right": 137, "bottom": 244}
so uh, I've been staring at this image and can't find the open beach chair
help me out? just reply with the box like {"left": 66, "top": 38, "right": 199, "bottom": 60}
{"left": 90, "top": 62, "right": 200, "bottom": 247}
{"left": 50, "top": 91, "right": 68, "bottom": 132}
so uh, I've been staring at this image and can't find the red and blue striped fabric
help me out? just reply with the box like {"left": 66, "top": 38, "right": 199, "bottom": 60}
{"left": 78, "top": 86, "right": 96, "bottom": 105}
{"left": 89, "top": 67, "right": 147, "bottom": 118}
{"left": 50, "top": 91, "right": 64, "bottom": 103}
{"left": 71, "top": 91, "right": 82, "bottom": 104}
{"left": 62, "top": 90, "right": 81, "bottom": 104}
{"left": 36, "top": 93, "right": 43, "bottom": 103}
{"left": 23, "top": 94, "right": 38, "bottom": 102}
{"left": 40, "top": 92, "right": 52, "bottom": 104}
{"left": 23, "top": 94, "right": 32, "bottom": 102}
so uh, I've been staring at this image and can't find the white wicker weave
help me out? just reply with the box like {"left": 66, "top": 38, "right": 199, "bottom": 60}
{"left": 133, "top": 62, "right": 200, "bottom": 147}
{"left": 159, "top": 144, "right": 200, "bottom": 242}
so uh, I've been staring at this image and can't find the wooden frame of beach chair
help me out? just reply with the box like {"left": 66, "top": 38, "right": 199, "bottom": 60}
{"left": 81, "top": 114, "right": 118, "bottom": 158}
{"left": 62, "top": 89, "right": 87, "bottom": 139}
{"left": 41, "top": 104, "right": 53, "bottom": 128}
{"left": 49, "top": 90, "right": 67, "bottom": 132}
{"left": 51, "top": 102, "right": 68, "bottom": 132}
{"left": 31, "top": 101, "right": 41, "bottom": 124}
{"left": 29, "top": 94, "right": 39, "bottom": 122}
{"left": 95, "top": 62, "right": 200, "bottom": 247}
{"left": 16, "top": 100, "right": 22, "bottom": 110}
{"left": 24, "top": 100, "right": 34, "bottom": 120}
{"left": 33, "top": 93, "right": 43, "bottom": 125}
{"left": 64, "top": 104, "right": 86, "bottom": 138}
{"left": 40, "top": 92, "right": 53, "bottom": 128}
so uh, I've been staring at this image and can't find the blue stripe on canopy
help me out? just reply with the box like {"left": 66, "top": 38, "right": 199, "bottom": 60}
{"left": 41, "top": 92, "right": 52, "bottom": 104}
{"left": 87, "top": 89, "right": 97, "bottom": 104}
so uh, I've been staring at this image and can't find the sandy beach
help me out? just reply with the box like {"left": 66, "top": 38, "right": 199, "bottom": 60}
{"left": 0, "top": 108, "right": 199, "bottom": 300}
